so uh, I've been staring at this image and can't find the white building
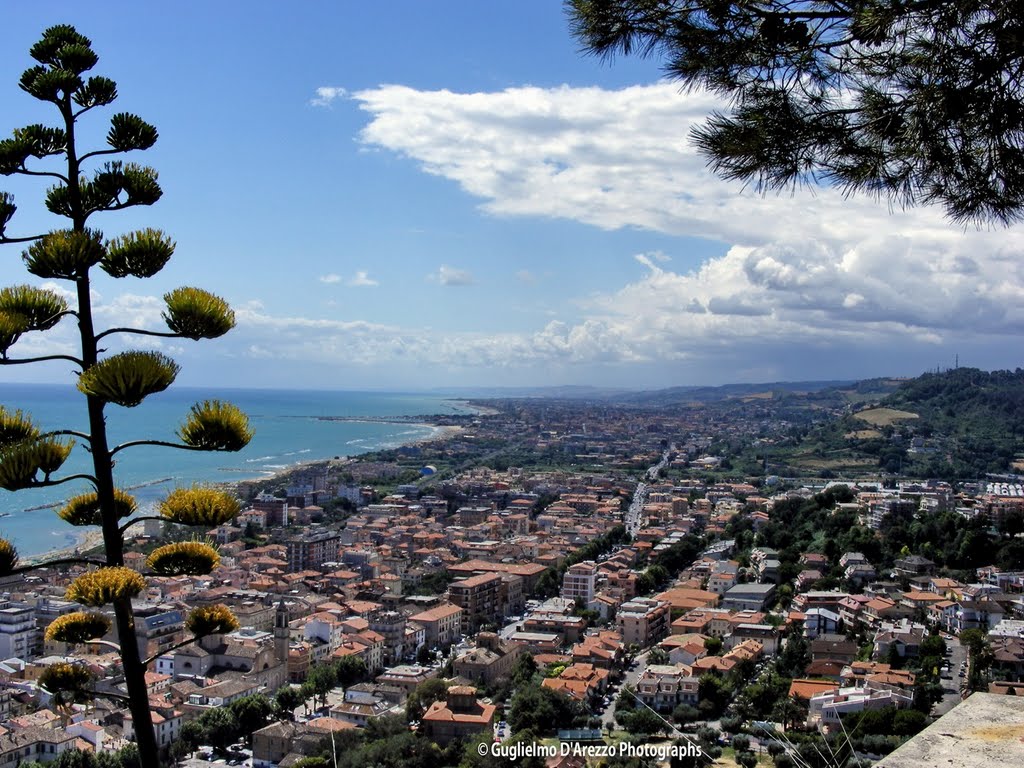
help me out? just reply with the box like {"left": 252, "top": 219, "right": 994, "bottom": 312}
{"left": 0, "top": 604, "right": 36, "bottom": 660}
{"left": 561, "top": 561, "right": 598, "bottom": 608}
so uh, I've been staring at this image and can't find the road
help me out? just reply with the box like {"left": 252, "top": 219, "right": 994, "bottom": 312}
{"left": 600, "top": 650, "right": 651, "bottom": 729}
{"left": 933, "top": 635, "right": 967, "bottom": 717}
{"left": 625, "top": 445, "right": 674, "bottom": 536}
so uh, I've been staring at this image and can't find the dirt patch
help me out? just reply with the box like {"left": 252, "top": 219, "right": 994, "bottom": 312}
{"left": 854, "top": 407, "right": 919, "bottom": 426}
{"left": 846, "top": 429, "right": 883, "bottom": 439}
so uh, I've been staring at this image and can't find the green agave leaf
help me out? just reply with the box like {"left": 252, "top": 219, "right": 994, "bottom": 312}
{"left": 77, "top": 350, "right": 179, "bottom": 407}
{"left": 160, "top": 486, "right": 240, "bottom": 526}
{"left": 58, "top": 488, "right": 137, "bottom": 526}
{"left": 0, "top": 539, "right": 18, "bottom": 576}
{"left": 0, "top": 192, "right": 16, "bottom": 235}
{"left": 163, "top": 287, "right": 235, "bottom": 339}
{"left": 73, "top": 75, "right": 117, "bottom": 110}
{"left": 45, "top": 612, "right": 111, "bottom": 644}
{"left": 107, "top": 113, "right": 158, "bottom": 152}
{"left": 0, "top": 407, "right": 40, "bottom": 448}
{"left": 186, "top": 604, "right": 239, "bottom": 637}
{"left": 29, "top": 25, "right": 93, "bottom": 67}
{"left": 0, "top": 312, "right": 28, "bottom": 356}
{"left": 22, "top": 229, "right": 105, "bottom": 280}
{"left": 0, "top": 284, "right": 69, "bottom": 331}
{"left": 66, "top": 566, "right": 146, "bottom": 607}
{"left": 177, "top": 399, "right": 253, "bottom": 451}
{"left": 147, "top": 540, "right": 221, "bottom": 576}
{"left": 101, "top": 228, "right": 174, "bottom": 278}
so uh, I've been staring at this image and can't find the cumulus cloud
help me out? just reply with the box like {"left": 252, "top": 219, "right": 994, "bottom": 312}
{"left": 432, "top": 264, "right": 474, "bottom": 286}
{"left": 353, "top": 82, "right": 968, "bottom": 247}
{"left": 348, "top": 270, "right": 379, "bottom": 287}
{"left": 12, "top": 82, "right": 1020, "bottom": 385}
{"left": 349, "top": 80, "right": 1024, "bottom": 360}
{"left": 311, "top": 86, "right": 347, "bottom": 107}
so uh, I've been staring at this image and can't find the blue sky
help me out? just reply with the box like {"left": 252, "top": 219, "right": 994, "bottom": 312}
{"left": 1, "top": 2, "right": 1022, "bottom": 391}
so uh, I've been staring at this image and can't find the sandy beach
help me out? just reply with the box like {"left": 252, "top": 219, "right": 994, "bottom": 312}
{"left": 23, "top": 528, "right": 106, "bottom": 566}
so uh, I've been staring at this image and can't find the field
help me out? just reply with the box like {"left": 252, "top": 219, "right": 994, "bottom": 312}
{"left": 845, "top": 429, "right": 883, "bottom": 439}
{"left": 854, "top": 407, "right": 919, "bottom": 426}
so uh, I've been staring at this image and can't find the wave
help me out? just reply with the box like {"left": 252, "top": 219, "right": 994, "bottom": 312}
{"left": 246, "top": 455, "right": 276, "bottom": 463}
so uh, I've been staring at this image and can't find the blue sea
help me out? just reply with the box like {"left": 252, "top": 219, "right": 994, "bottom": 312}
{"left": 0, "top": 384, "right": 473, "bottom": 557}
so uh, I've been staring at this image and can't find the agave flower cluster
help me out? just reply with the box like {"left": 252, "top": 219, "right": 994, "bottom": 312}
{"left": 0, "top": 25, "right": 257, "bottom": 761}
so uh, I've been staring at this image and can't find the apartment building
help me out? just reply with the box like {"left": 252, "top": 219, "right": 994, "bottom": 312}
{"left": 409, "top": 603, "right": 463, "bottom": 648}
{"left": 449, "top": 572, "right": 501, "bottom": 632}
{"left": 617, "top": 597, "right": 670, "bottom": 648}
{"left": 561, "top": 561, "right": 598, "bottom": 607}
{"left": 284, "top": 528, "right": 340, "bottom": 572}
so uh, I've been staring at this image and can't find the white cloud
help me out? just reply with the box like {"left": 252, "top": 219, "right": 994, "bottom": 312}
{"left": 349, "top": 80, "right": 1024, "bottom": 359}
{"left": 432, "top": 264, "right": 474, "bottom": 286}
{"left": 318, "top": 273, "right": 342, "bottom": 284}
{"left": 348, "top": 270, "right": 379, "bottom": 287}
{"left": 352, "top": 82, "right": 971, "bottom": 246}
{"left": 311, "top": 86, "right": 347, "bottom": 107}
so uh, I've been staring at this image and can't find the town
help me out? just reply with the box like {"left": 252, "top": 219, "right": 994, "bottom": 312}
{"left": 0, "top": 380, "right": 1022, "bottom": 768}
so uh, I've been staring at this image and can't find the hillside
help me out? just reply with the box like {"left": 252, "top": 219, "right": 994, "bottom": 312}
{"left": 763, "top": 368, "right": 1024, "bottom": 480}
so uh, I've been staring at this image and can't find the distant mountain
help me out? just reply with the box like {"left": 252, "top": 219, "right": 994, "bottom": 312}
{"left": 610, "top": 380, "right": 857, "bottom": 406}
{"left": 436, "top": 385, "right": 634, "bottom": 399}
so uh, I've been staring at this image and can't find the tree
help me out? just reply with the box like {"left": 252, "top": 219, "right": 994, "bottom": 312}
{"left": 511, "top": 651, "right": 539, "bottom": 687}
{"left": 621, "top": 706, "right": 667, "bottom": 735}
{"left": 0, "top": 26, "right": 251, "bottom": 765}
{"left": 275, "top": 685, "right": 307, "bottom": 721}
{"left": 202, "top": 707, "right": 240, "bottom": 753}
{"left": 228, "top": 694, "right": 275, "bottom": 739}
{"left": 731, "top": 735, "right": 751, "bottom": 752}
{"left": 307, "top": 663, "right": 337, "bottom": 709}
{"left": 508, "top": 683, "right": 585, "bottom": 735}
{"left": 334, "top": 654, "right": 369, "bottom": 689}
{"left": 648, "top": 646, "right": 670, "bottom": 665}
{"left": 405, "top": 677, "right": 450, "bottom": 723}
{"left": 567, "top": 0, "right": 1024, "bottom": 225}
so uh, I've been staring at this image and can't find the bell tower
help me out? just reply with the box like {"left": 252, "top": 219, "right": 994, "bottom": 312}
{"left": 274, "top": 598, "right": 289, "bottom": 663}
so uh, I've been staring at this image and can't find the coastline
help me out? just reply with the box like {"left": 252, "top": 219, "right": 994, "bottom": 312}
{"left": 21, "top": 419, "right": 466, "bottom": 566}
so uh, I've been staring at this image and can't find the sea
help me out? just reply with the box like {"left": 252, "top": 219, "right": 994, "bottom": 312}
{"left": 0, "top": 383, "right": 474, "bottom": 558}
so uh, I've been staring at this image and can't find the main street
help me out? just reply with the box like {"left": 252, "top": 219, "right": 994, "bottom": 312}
{"left": 625, "top": 445, "right": 674, "bottom": 536}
